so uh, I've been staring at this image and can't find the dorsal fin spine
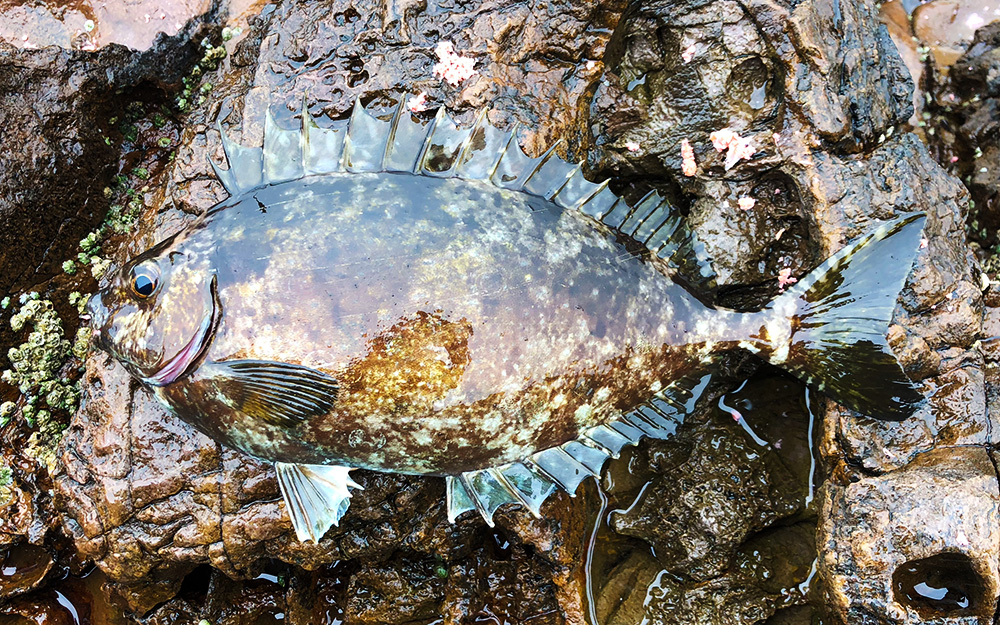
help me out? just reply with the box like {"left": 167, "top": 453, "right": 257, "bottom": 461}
{"left": 487, "top": 124, "right": 520, "bottom": 180}
{"left": 554, "top": 446, "right": 598, "bottom": 477}
{"left": 621, "top": 410, "right": 662, "bottom": 435}
{"left": 488, "top": 467, "right": 540, "bottom": 518}
{"left": 210, "top": 123, "right": 239, "bottom": 194}
{"left": 581, "top": 433, "right": 618, "bottom": 457}
{"left": 453, "top": 108, "right": 489, "bottom": 173}
{"left": 340, "top": 99, "right": 364, "bottom": 170}
{"left": 518, "top": 141, "right": 561, "bottom": 190}
{"left": 545, "top": 162, "right": 583, "bottom": 201}
{"left": 413, "top": 107, "right": 447, "bottom": 173}
{"left": 381, "top": 100, "right": 406, "bottom": 171}
{"left": 638, "top": 201, "right": 673, "bottom": 246}
{"left": 575, "top": 179, "right": 611, "bottom": 214}
{"left": 620, "top": 190, "right": 658, "bottom": 235}
{"left": 300, "top": 98, "right": 312, "bottom": 169}
{"left": 524, "top": 458, "right": 573, "bottom": 493}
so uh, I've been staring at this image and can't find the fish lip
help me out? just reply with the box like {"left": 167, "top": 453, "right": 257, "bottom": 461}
{"left": 145, "top": 275, "right": 219, "bottom": 387}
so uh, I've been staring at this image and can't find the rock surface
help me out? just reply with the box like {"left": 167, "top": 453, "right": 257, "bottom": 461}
{"left": 0, "top": 0, "right": 216, "bottom": 52}
{"left": 0, "top": 13, "right": 217, "bottom": 297}
{"left": 819, "top": 446, "right": 1000, "bottom": 624}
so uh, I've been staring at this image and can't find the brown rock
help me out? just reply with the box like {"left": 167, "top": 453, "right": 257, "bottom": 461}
{"left": 0, "top": 14, "right": 217, "bottom": 297}
{"left": 819, "top": 446, "right": 1000, "bottom": 624}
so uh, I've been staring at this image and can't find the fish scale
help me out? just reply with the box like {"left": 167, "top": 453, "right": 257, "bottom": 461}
{"left": 88, "top": 98, "right": 928, "bottom": 542}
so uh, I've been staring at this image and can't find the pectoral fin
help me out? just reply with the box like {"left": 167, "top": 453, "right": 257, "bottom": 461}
{"left": 275, "top": 462, "right": 362, "bottom": 543}
{"left": 202, "top": 360, "right": 339, "bottom": 427}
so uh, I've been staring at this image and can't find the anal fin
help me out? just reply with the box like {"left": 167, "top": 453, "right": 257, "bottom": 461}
{"left": 275, "top": 462, "right": 362, "bottom": 543}
{"left": 447, "top": 373, "right": 712, "bottom": 525}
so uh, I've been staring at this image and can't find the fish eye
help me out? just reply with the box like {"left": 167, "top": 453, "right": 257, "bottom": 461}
{"left": 129, "top": 263, "right": 160, "bottom": 299}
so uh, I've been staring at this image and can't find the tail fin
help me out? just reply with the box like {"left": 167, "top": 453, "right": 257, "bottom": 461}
{"left": 763, "top": 214, "right": 927, "bottom": 421}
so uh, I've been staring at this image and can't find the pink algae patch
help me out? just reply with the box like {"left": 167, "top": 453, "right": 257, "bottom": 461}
{"left": 738, "top": 196, "right": 755, "bottom": 211}
{"left": 625, "top": 140, "right": 640, "bottom": 152}
{"left": 710, "top": 127, "right": 755, "bottom": 170}
{"left": 433, "top": 41, "right": 476, "bottom": 86}
{"left": 777, "top": 267, "right": 798, "bottom": 292}
{"left": 680, "top": 139, "right": 696, "bottom": 176}
{"left": 682, "top": 43, "right": 697, "bottom": 63}
{"left": 408, "top": 92, "right": 428, "bottom": 113}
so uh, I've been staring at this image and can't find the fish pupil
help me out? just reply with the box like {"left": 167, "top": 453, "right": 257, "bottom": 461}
{"left": 132, "top": 273, "right": 156, "bottom": 298}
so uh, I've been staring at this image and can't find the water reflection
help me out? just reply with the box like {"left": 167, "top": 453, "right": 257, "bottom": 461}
{"left": 586, "top": 368, "right": 823, "bottom": 624}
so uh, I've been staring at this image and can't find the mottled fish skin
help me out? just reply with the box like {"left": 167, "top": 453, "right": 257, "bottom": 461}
{"left": 92, "top": 171, "right": 771, "bottom": 475}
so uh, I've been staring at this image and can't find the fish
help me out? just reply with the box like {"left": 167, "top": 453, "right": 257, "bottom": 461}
{"left": 86, "top": 100, "right": 927, "bottom": 543}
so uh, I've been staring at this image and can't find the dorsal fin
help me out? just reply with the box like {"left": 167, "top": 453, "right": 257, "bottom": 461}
{"left": 446, "top": 373, "right": 713, "bottom": 526}
{"left": 302, "top": 104, "right": 349, "bottom": 176}
{"left": 343, "top": 100, "right": 392, "bottom": 172}
{"left": 212, "top": 120, "right": 263, "bottom": 194}
{"left": 211, "top": 98, "right": 717, "bottom": 289}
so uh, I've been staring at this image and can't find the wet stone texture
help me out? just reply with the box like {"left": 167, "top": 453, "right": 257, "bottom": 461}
{"left": 7, "top": 0, "right": 987, "bottom": 623}
{"left": 0, "top": 11, "right": 218, "bottom": 296}
{"left": 0, "top": 0, "right": 220, "bottom": 615}
{"left": 819, "top": 447, "right": 1000, "bottom": 624}
{"left": 573, "top": 0, "right": 989, "bottom": 621}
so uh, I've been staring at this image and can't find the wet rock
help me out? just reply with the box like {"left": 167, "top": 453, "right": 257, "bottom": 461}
{"left": 610, "top": 372, "right": 814, "bottom": 582}
{"left": 597, "top": 521, "right": 818, "bottom": 625}
{"left": 588, "top": 0, "right": 911, "bottom": 187}
{"left": 952, "top": 22, "right": 1000, "bottom": 98}
{"left": 880, "top": 0, "right": 928, "bottom": 128}
{"left": 643, "top": 522, "right": 817, "bottom": 625}
{"left": 0, "top": 0, "right": 216, "bottom": 52}
{"left": 582, "top": 3, "right": 984, "bottom": 625}
{"left": 587, "top": 0, "right": 916, "bottom": 295}
{"left": 0, "top": 544, "right": 53, "bottom": 601}
{"left": 913, "top": 0, "right": 1000, "bottom": 70}
{"left": 0, "top": 15, "right": 216, "bottom": 298}
{"left": 944, "top": 23, "right": 1000, "bottom": 255}
{"left": 819, "top": 446, "right": 1000, "bottom": 624}
{"left": 596, "top": 550, "right": 662, "bottom": 625}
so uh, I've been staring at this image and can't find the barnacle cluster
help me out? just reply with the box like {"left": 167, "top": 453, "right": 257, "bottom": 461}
{"left": 0, "top": 295, "right": 79, "bottom": 469}
{"left": 176, "top": 32, "right": 237, "bottom": 112}
{"left": 0, "top": 464, "right": 12, "bottom": 507}
{"left": 1, "top": 296, "right": 79, "bottom": 421}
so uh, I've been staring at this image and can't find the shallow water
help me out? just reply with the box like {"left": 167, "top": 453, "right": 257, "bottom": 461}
{"left": 583, "top": 368, "right": 823, "bottom": 625}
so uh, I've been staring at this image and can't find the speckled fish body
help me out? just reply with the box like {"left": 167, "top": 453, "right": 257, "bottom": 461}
{"left": 123, "top": 172, "right": 761, "bottom": 475}
{"left": 87, "top": 102, "right": 927, "bottom": 539}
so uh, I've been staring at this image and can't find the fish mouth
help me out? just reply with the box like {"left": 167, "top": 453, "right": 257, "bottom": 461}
{"left": 146, "top": 275, "right": 219, "bottom": 387}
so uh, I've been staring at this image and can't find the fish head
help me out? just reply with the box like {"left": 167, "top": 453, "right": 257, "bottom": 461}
{"left": 87, "top": 237, "right": 218, "bottom": 387}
